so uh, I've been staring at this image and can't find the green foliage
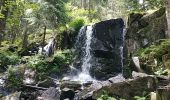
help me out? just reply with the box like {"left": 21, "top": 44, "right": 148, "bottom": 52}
{"left": 98, "top": 94, "right": 117, "bottom": 100}
{"left": 126, "top": 0, "right": 164, "bottom": 12}
{"left": 6, "top": 66, "right": 24, "bottom": 89}
{"left": 0, "top": 13, "right": 5, "bottom": 18}
{"left": 134, "top": 96, "right": 147, "bottom": 100}
{"left": 135, "top": 39, "right": 170, "bottom": 61}
{"left": 98, "top": 91, "right": 125, "bottom": 100}
{"left": 134, "top": 39, "right": 170, "bottom": 75}
{"left": 68, "top": 18, "right": 85, "bottom": 31}
{"left": 27, "top": 50, "right": 73, "bottom": 80}
{"left": 53, "top": 50, "right": 74, "bottom": 66}
{"left": 133, "top": 91, "right": 150, "bottom": 100}
{"left": 0, "top": 50, "right": 20, "bottom": 71}
{"left": 66, "top": 3, "right": 100, "bottom": 24}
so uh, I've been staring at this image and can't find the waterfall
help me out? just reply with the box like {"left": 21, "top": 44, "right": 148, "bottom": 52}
{"left": 39, "top": 38, "right": 56, "bottom": 57}
{"left": 81, "top": 26, "right": 93, "bottom": 74}
{"left": 64, "top": 18, "right": 125, "bottom": 82}
{"left": 72, "top": 25, "right": 94, "bottom": 82}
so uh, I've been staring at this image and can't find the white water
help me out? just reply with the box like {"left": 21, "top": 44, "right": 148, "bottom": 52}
{"left": 71, "top": 26, "right": 94, "bottom": 83}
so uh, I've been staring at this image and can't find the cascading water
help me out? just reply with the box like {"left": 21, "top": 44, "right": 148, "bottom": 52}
{"left": 64, "top": 18, "right": 125, "bottom": 83}
{"left": 72, "top": 25, "right": 94, "bottom": 82}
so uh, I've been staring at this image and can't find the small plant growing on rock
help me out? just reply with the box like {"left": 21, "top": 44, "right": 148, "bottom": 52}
{"left": 6, "top": 65, "right": 25, "bottom": 90}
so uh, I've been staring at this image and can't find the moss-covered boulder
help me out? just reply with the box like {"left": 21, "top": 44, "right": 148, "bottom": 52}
{"left": 126, "top": 7, "right": 167, "bottom": 54}
{"left": 133, "top": 39, "right": 170, "bottom": 75}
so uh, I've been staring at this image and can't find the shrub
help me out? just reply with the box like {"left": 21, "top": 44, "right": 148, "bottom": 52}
{"left": 68, "top": 18, "right": 85, "bottom": 32}
{"left": 27, "top": 50, "right": 73, "bottom": 80}
{"left": 0, "top": 51, "right": 20, "bottom": 71}
{"left": 6, "top": 65, "right": 24, "bottom": 89}
{"left": 97, "top": 91, "right": 125, "bottom": 100}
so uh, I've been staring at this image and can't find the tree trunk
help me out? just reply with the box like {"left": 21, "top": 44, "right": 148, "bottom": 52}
{"left": 165, "top": 0, "right": 170, "bottom": 38}
{"left": 11, "top": 26, "right": 17, "bottom": 44}
{"left": 0, "top": 0, "right": 8, "bottom": 46}
{"left": 0, "top": 34, "right": 2, "bottom": 47}
{"left": 88, "top": 0, "right": 92, "bottom": 22}
{"left": 42, "top": 25, "right": 46, "bottom": 49}
{"left": 22, "top": 22, "right": 28, "bottom": 49}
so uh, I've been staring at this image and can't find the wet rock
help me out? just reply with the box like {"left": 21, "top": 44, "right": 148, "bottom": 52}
{"left": 37, "top": 78, "right": 57, "bottom": 88}
{"left": 60, "top": 81, "right": 82, "bottom": 90}
{"left": 82, "top": 81, "right": 93, "bottom": 87}
{"left": 18, "top": 42, "right": 40, "bottom": 56}
{"left": 60, "top": 88, "right": 75, "bottom": 100}
{"left": 39, "top": 87, "right": 60, "bottom": 100}
{"left": 108, "top": 74, "right": 125, "bottom": 83}
{"left": 23, "top": 68, "right": 36, "bottom": 85}
{"left": 74, "top": 18, "right": 125, "bottom": 80}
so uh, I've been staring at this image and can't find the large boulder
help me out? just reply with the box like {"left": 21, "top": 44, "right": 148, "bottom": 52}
{"left": 126, "top": 7, "right": 167, "bottom": 54}
{"left": 74, "top": 18, "right": 125, "bottom": 80}
{"left": 79, "top": 72, "right": 157, "bottom": 100}
{"left": 38, "top": 87, "right": 60, "bottom": 100}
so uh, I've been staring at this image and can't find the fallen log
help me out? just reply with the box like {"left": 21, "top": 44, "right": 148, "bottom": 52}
{"left": 21, "top": 84, "right": 48, "bottom": 90}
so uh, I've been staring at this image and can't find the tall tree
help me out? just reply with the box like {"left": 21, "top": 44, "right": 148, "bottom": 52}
{"left": 165, "top": 0, "right": 170, "bottom": 37}
{"left": 27, "top": 0, "right": 68, "bottom": 48}
{"left": 0, "top": 0, "right": 8, "bottom": 46}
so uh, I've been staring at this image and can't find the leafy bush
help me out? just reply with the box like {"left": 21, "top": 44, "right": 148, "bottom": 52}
{"left": 53, "top": 50, "right": 73, "bottom": 66}
{"left": 6, "top": 65, "right": 24, "bottom": 89}
{"left": 98, "top": 94, "right": 117, "bottom": 100}
{"left": 0, "top": 51, "right": 20, "bottom": 71}
{"left": 27, "top": 50, "right": 73, "bottom": 80}
{"left": 98, "top": 91, "right": 125, "bottom": 100}
{"left": 68, "top": 18, "right": 85, "bottom": 32}
{"left": 133, "top": 39, "right": 170, "bottom": 75}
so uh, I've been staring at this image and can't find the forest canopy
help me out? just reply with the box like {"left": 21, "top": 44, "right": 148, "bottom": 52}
{"left": 0, "top": 0, "right": 165, "bottom": 49}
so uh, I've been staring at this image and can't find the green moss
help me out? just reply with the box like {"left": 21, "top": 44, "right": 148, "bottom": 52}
{"left": 134, "top": 39, "right": 170, "bottom": 75}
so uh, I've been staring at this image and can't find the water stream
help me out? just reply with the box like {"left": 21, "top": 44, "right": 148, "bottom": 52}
{"left": 72, "top": 25, "right": 94, "bottom": 83}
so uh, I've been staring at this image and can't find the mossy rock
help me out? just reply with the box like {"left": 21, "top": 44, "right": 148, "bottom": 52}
{"left": 133, "top": 39, "right": 170, "bottom": 75}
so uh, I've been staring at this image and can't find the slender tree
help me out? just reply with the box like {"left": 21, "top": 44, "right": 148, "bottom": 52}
{"left": 165, "top": 0, "right": 170, "bottom": 38}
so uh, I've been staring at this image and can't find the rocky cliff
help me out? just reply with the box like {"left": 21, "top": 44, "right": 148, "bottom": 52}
{"left": 126, "top": 7, "right": 167, "bottom": 54}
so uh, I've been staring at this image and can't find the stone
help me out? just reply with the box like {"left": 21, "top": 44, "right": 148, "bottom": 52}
{"left": 1, "top": 92, "right": 21, "bottom": 100}
{"left": 60, "top": 88, "right": 75, "bottom": 100}
{"left": 37, "top": 78, "right": 57, "bottom": 88}
{"left": 18, "top": 42, "right": 40, "bottom": 56}
{"left": 74, "top": 18, "right": 125, "bottom": 80}
{"left": 126, "top": 7, "right": 167, "bottom": 53}
{"left": 79, "top": 74, "right": 157, "bottom": 100}
{"left": 23, "top": 68, "right": 36, "bottom": 85}
{"left": 132, "top": 71, "right": 149, "bottom": 79}
{"left": 60, "top": 81, "right": 82, "bottom": 90}
{"left": 108, "top": 74, "right": 125, "bottom": 83}
{"left": 132, "top": 57, "right": 144, "bottom": 72}
{"left": 40, "top": 87, "right": 60, "bottom": 100}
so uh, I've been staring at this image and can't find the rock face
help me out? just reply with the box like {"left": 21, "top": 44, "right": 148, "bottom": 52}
{"left": 1, "top": 92, "right": 21, "bottom": 100}
{"left": 23, "top": 68, "right": 36, "bottom": 85}
{"left": 74, "top": 18, "right": 125, "bottom": 80}
{"left": 126, "top": 7, "right": 167, "bottom": 53}
{"left": 80, "top": 72, "right": 157, "bottom": 100}
{"left": 39, "top": 87, "right": 60, "bottom": 100}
